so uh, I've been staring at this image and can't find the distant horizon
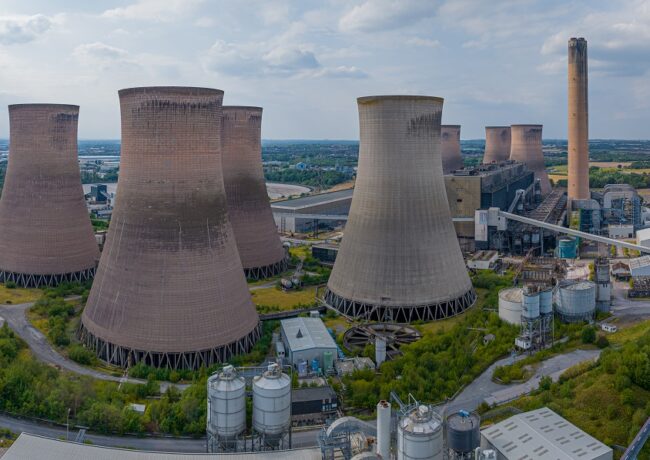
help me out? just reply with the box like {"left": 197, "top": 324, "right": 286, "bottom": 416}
{"left": 3, "top": 138, "right": 650, "bottom": 143}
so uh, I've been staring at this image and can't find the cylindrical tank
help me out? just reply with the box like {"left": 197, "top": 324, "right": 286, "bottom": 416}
{"left": 221, "top": 106, "right": 287, "bottom": 280}
{"left": 325, "top": 95, "right": 476, "bottom": 323}
{"left": 323, "top": 351, "right": 334, "bottom": 371}
{"left": 447, "top": 411, "right": 480, "bottom": 454}
{"left": 498, "top": 288, "right": 523, "bottom": 325}
{"left": 509, "top": 125, "right": 551, "bottom": 195}
{"left": 557, "top": 237, "right": 577, "bottom": 259}
{"left": 521, "top": 288, "right": 540, "bottom": 320}
{"left": 297, "top": 360, "right": 308, "bottom": 376}
{"left": 556, "top": 280, "right": 596, "bottom": 322}
{"left": 80, "top": 87, "right": 260, "bottom": 370}
{"left": 441, "top": 125, "right": 463, "bottom": 173}
{"left": 311, "top": 358, "right": 320, "bottom": 373}
{"left": 252, "top": 363, "right": 291, "bottom": 437}
{"left": 397, "top": 405, "right": 443, "bottom": 460}
{"left": 376, "top": 400, "right": 391, "bottom": 460}
{"left": 595, "top": 259, "right": 610, "bottom": 283}
{"left": 376, "top": 337, "right": 387, "bottom": 367}
{"left": 207, "top": 365, "right": 246, "bottom": 438}
{"left": 0, "top": 104, "right": 100, "bottom": 287}
{"left": 483, "top": 126, "right": 511, "bottom": 164}
{"left": 539, "top": 288, "right": 553, "bottom": 315}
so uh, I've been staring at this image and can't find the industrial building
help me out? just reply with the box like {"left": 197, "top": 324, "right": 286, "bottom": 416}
{"left": 0, "top": 104, "right": 100, "bottom": 287}
{"left": 629, "top": 256, "right": 650, "bottom": 278}
{"left": 483, "top": 126, "right": 511, "bottom": 164}
{"left": 272, "top": 189, "right": 353, "bottom": 233}
{"left": 567, "top": 38, "right": 590, "bottom": 203}
{"left": 311, "top": 244, "right": 339, "bottom": 265}
{"left": 466, "top": 250, "right": 499, "bottom": 270}
{"left": 638, "top": 228, "right": 650, "bottom": 248}
{"left": 80, "top": 87, "right": 260, "bottom": 370}
{"left": 602, "top": 184, "right": 642, "bottom": 229}
{"left": 446, "top": 161, "right": 535, "bottom": 249}
{"left": 292, "top": 386, "right": 338, "bottom": 425}
{"left": 221, "top": 106, "right": 287, "bottom": 279}
{"left": 324, "top": 95, "right": 476, "bottom": 323}
{"left": 280, "top": 317, "right": 337, "bottom": 372}
{"left": 481, "top": 407, "right": 612, "bottom": 460}
{"left": 441, "top": 125, "right": 463, "bottom": 173}
{"left": 509, "top": 124, "right": 551, "bottom": 195}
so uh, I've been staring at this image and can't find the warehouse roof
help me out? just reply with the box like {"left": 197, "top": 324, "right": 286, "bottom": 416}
{"left": 481, "top": 407, "right": 612, "bottom": 460}
{"left": 3, "top": 433, "right": 322, "bottom": 460}
{"left": 271, "top": 189, "right": 353, "bottom": 210}
{"left": 292, "top": 385, "right": 337, "bottom": 402}
{"left": 629, "top": 256, "right": 650, "bottom": 271}
{"left": 281, "top": 317, "right": 337, "bottom": 352}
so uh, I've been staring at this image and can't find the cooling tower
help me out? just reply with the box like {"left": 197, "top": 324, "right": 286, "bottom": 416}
{"left": 324, "top": 96, "right": 476, "bottom": 323}
{"left": 441, "top": 125, "right": 463, "bottom": 173}
{"left": 80, "top": 87, "right": 260, "bottom": 370}
{"left": 483, "top": 126, "right": 511, "bottom": 164}
{"left": 0, "top": 104, "right": 99, "bottom": 287}
{"left": 509, "top": 124, "right": 551, "bottom": 195}
{"left": 568, "top": 37, "right": 590, "bottom": 202}
{"left": 221, "top": 106, "right": 287, "bottom": 280}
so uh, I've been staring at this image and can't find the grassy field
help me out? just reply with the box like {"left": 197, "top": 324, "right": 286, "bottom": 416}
{"left": 0, "top": 284, "right": 41, "bottom": 304}
{"left": 289, "top": 245, "right": 311, "bottom": 259}
{"left": 251, "top": 285, "right": 318, "bottom": 310}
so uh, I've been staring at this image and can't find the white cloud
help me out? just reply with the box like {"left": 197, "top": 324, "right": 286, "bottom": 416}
{"left": 310, "top": 66, "right": 368, "bottom": 79}
{"left": 0, "top": 14, "right": 52, "bottom": 45}
{"left": 262, "top": 46, "right": 319, "bottom": 74}
{"left": 194, "top": 17, "right": 214, "bottom": 28}
{"left": 74, "top": 42, "right": 129, "bottom": 62}
{"left": 339, "top": 0, "right": 436, "bottom": 33}
{"left": 102, "top": 0, "right": 204, "bottom": 22}
{"left": 406, "top": 37, "right": 441, "bottom": 48}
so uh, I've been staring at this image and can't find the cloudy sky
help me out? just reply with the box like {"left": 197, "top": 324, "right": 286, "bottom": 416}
{"left": 0, "top": 0, "right": 648, "bottom": 139}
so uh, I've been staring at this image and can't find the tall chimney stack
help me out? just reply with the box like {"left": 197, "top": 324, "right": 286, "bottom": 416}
{"left": 568, "top": 37, "right": 589, "bottom": 202}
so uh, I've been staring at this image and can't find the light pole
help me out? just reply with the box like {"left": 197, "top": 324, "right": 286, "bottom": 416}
{"left": 66, "top": 408, "right": 71, "bottom": 441}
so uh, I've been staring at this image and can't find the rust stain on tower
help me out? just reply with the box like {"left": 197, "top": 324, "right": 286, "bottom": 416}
{"left": 80, "top": 87, "right": 260, "bottom": 370}
{"left": 441, "top": 125, "right": 463, "bottom": 173}
{"left": 221, "top": 106, "right": 287, "bottom": 280}
{"left": 324, "top": 96, "right": 476, "bottom": 323}
{"left": 568, "top": 37, "right": 590, "bottom": 202}
{"left": 0, "top": 104, "right": 99, "bottom": 287}
{"left": 483, "top": 126, "right": 511, "bottom": 164}
{"left": 509, "top": 124, "right": 551, "bottom": 195}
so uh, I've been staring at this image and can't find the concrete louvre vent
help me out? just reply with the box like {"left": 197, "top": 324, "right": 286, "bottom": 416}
{"left": 0, "top": 104, "right": 100, "bottom": 287}
{"left": 80, "top": 86, "right": 260, "bottom": 371}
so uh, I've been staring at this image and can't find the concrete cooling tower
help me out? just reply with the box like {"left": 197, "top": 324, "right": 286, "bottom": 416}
{"left": 0, "top": 104, "right": 99, "bottom": 287}
{"left": 324, "top": 96, "right": 476, "bottom": 323}
{"left": 80, "top": 87, "right": 260, "bottom": 370}
{"left": 221, "top": 106, "right": 287, "bottom": 280}
{"left": 483, "top": 126, "right": 511, "bottom": 164}
{"left": 509, "top": 124, "right": 551, "bottom": 195}
{"left": 568, "top": 37, "right": 590, "bottom": 202}
{"left": 441, "top": 125, "right": 463, "bottom": 173}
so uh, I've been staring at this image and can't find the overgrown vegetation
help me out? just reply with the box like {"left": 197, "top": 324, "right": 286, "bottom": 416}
{"left": 90, "top": 218, "right": 109, "bottom": 231}
{"left": 265, "top": 169, "right": 351, "bottom": 189}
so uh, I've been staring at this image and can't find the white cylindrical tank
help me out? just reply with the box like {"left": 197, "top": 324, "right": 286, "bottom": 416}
{"left": 376, "top": 337, "right": 387, "bottom": 367}
{"left": 498, "top": 288, "right": 523, "bottom": 325}
{"left": 397, "top": 405, "right": 443, "bottom": 460}
{"left": 376, "top": 400, "right": 391, "bottom": 459}
{"left": 207, "top": 365, "right": 246, "bottom": 438}
{"left": 539, "top": 288, "right": 553, "bottom": 315}
{"left": 252, "top": 363, "right": 291, "bottom": 437}
{"left": 521, "top": 288, "right": 540, "bottom": 320}
{"left": 556, "top": 280, "right": 596, "bottom": 322}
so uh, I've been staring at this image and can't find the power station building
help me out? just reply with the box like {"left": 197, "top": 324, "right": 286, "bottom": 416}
{"left": 509, "top": 124, "right": 551, "bottom": 196}
{"left": 483, "top": 126, "right": 511, "bottom": 164}
{"left": 324, "top": 95, "right": 476, "bottom": 322}
{"left": 80, "top": 87, "right": 260, "bottom": 370}
{"left": 0, "top": 104, "right": 99, "bottom": 287}
{"left": 221, "top": 106, "right": 287, "bottom": 279}
{"left": 271, "top": 189, "right": 353, "bottom": 233}
{"left": 567, "top": 37, "right": 590, "bottom": 203}
{"left": 441, "top": 125, "right": 463, "bottom": 173}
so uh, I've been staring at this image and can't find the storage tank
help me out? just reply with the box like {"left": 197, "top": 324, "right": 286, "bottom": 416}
{"left": 311, "top": 359, "right": 320, "bottom": 373}
{"left": 447, "top": 410, "right": 480, "bottom": 456}
{"left": 297, "top": 360, "right": 308, "bottom": 376}
{"left": 539, "top": 288, "right": 553, "bottom": 315}
{"left": 397, "top": 405, "right": 443, "bottom": 460}
{"left": 521, "top": 288, "right": 540, "bottom": 320}
{"left": 557, "top": 237, "right": 578, "bottom": 259}
{"left": 207, "top": 365, "right": 246, "bottom": 441}
{"left": 323, "top": 351, "right": 334, "bottom": 372}
{"left": 556, "top": 280, "right": 596, "bottom": 322}
{"left": 252, "top": 363, "right": 291, "bottom": 438}
{"left": 498, "top": 288, "right": 523, "bottom": 325}
{"left": 376, "top": 337, "right": 387, "bottom": 367}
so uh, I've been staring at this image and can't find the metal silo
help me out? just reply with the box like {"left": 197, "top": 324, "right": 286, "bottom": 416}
{"left": 207, "top": 365, "right": 246, "bottom": 452}
{"left": 557, "top": 236, "right": 578, "bottom": 259}
{"left": 80, "top": 87, "right": 260, "bottom": 370}
{"left": 539, "top": 288, "right": 553, "bottom": 315}
{"left": 498, "top": 288, "right": 523, "bottom": 325}
{"left": 252, "top": 363, "right": 291, "bottom": 448}
{"left": 397, "top": 405, "right": 443, "bottom": 460}
{"left": 483, "top": 126, "right": 511, "bottom": 164}
{"left": 447, "top": 410, "right": 480, "bottom": 459}
{"left": 441, "top": 125, "right": 463, "bottom": 173}
{"left": 521, "top": 288, "right": 540, "bottom": 320}
{"left": 556, "top": 280, "right": 596, "bottom": 322}
{"left": 324, "top": 96, "right": 476, "bottom": 323}
{"left": 221, "top": 106, "right": 287, "bottom": 280}
{"left": 0, "top": 104, "right": 99, "bottom": 287}
{"left": 509, "top": 125, "right": 551, "bottom": 195}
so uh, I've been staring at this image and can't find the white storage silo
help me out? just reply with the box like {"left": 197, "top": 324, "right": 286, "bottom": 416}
{"left": 397, "top": 405, "right": 443, "bottom": 460}
{"left": 521, "top": 288, "right": 540, "bottom": 320}
{"left": 207, "top": 365, "right": 246, "bottom": 452}
{"left": 252, "top": 363, "right": 291, "bottom": 442}
{"left": 498, "top": 288, "right": 523, "bottom": 325}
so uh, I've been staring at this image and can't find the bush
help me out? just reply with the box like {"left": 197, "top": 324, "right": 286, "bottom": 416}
{"left": 5, "top": 281, "right": 16, "bottom": 289}
{"left": 68, "top": 344, "right": 96, "bottom": 365}
{"left": 581, "top": 326, "right": 596, "bottom": 344}
{"left": 596, "top": 335, "right": 610, "bottom": 349}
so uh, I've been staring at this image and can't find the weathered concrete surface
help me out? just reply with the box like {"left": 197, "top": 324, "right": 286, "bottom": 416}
{"left": 483, "top": 126, "right": 511, "bottom": 164}
{"left": 509, "top": 124, "right": 551, "bottom": 195}
{"left": 441, "top": 124, "right": 463, "bottom": 173}
{"left": 568, "top": 37, "right": 590, "bottom": 202}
